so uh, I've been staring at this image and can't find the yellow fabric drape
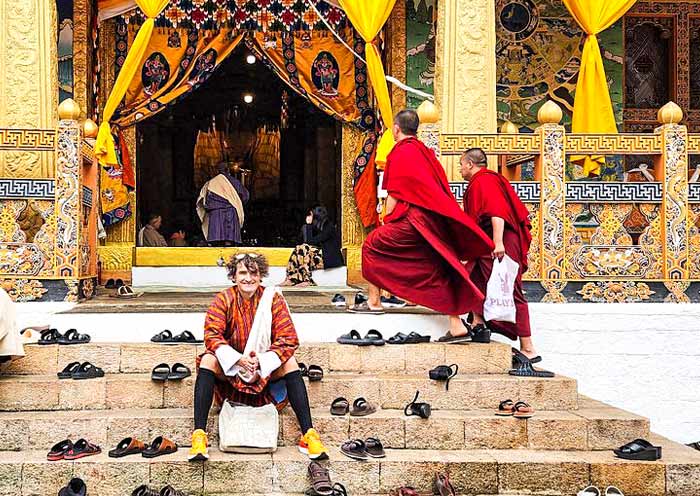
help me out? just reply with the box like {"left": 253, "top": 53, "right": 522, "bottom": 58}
{"left": 95, "top": 0, "right": 168, "bottom": 166}
{"left": 563, "top": 0, "right": 636, "bottom": 176}
{"left": 338, "top": 0, "right": 397, "bottom": 164}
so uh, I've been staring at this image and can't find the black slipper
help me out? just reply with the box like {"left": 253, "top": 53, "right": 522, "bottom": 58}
{"left": 330, "top": 397, "right": 349, "bottom": 416}
{"left": 405, "top": 331, "right": 430, "bottom": 344}
{"left": 72, "top": 361, "right": 105, "bottom": 380}
{"left": 336, "top": 330, "right": 369, "bottom": 346}
{"left": 614, "top": 438, "right": 662, "bottom": 461}
{"left": 436, "top": 331, "right": 471, "bottom": 344}
{"left": 105, "top": 279, "right": 116, "bottom": 289}
{"left": 172, "top": 330, "right": 202, "bottom": 344}
{"left": 364, "top": 437, "right": 386, "bottom": 458}
{"left": 151, "top": 363, "right": 170, "bottom": 382}
{"left": 167, "top": 363, "right": 191, "bottom": 381}
{"left": 58, "top": 361, "right": 81, "bottom": 379}
{"left": 38, "top": 328, "right": 62, "bottom": 345}
{"left": 151, "top": 330, "right": 174, "bottom": 343}
{"left": 47, "top": 439, "right": 73, "bottom": 461}
{"left": 387, "top": 332, "right": 409, "bottom": 344}
{"left": 364, "top": 329, "right": 385, "bottom": 346}
{"left": 299, "top": 363, "right": 308, "bottom": 377}
{"left": 509, "top": 353, "right": 554, "bottom": 378}
{"left": 57, "top": 329, "right": 91, "bottom": 345}
{"left": 307, "top": 365, "right": 323, "bottom": 382}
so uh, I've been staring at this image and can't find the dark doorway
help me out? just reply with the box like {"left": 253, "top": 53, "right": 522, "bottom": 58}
{"left": 136, "top": 44, "right": 342, "bottom": 247}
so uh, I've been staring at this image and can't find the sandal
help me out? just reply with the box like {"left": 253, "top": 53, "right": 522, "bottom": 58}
{"left": 512, "top": 401, "right": 535, "bottom": 419}
{"left": 330, "top": 397, "right": 349, "bottom": 416}
{"left": 331, "top": 483, "right": 348, "bottom": 496}
{"left": 151, "top": 330, "right": 174, "bottom": 343}
{"left": 104, "top": 279, "right": 116, "bottom": 289}
{"left": 299, "top": 363, "right": 308, "bottom": 377}
{"left": 436, "top": 473, "right": 456, "bottom": 496}
{"left": 109, "top": 437, "right": 146, "bottom": 458}
{"left": 38, "top": 328, "right": 62, "bottom": 345}
{"left": 57, "top": 361, "right": 81, "bottom": 379}
{"left": 57, "top": 329, "right": 91, "bottom": 345}
{"left": 509, "top": 353, "right": 555, "bottom": 378}
{"left": 364, "top": 437, "right": 385, "bottom": 458}
{"left": 151, "top": 363, "right": 171, "bottom": 382}
{"left": 436, "top": 330, "right": 471, "bottom": 344}
{"left": 63, "top": 438, "right": 102, "bottom": 460}
{"left": 613, "top": 438, "right": 661, "bottom": 461}
{"left": 364, "top": 329, "right": 385, "bottom": 346}
{"left": 307, "top": 365, "right": 323, "bottom": 382}
{"left": 172, "top": 330, "right": 202, "bottom": 344}
{"left": 340, "top": 439, "right": 368, "bottom": 460}
{"left": 387, "top": 332, "right": 409, "bottom": 344}
{"left": 336, "top": 330, "right": 369, "bottom": 346}
{"left": 167, "top": 363, "right": 191, "bottom": 381}
{"left": 406, "top": 332, "right": 431, "bottom": 344}
{"left": 72, "top": 362, "right": 105, "bottom": 380}
{"left": 429, "top": 364, "right": 458, "bottom": 391}
{"left": 307, "top": 461, "right": 333, "bottom": 496}
{"left": 350, "top": 397, "right": 376, "bottom": 417}
{"left": 404, "top": 391, "right": 431, "bottom": 419}
{"left": 495, "top": 399, "right": 515, "bottom": 416}
{"left": 132, "top": 486, "right": 160, "bottom": 496}
{"left": 142, "top": 436, "right": 178, "bottom": 458}
{"left": 47, "top": 439, "right": 73, "bottom": 461}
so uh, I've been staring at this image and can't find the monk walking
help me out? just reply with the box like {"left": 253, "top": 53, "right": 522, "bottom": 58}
{"left": 355, "top": 110, "right": 493, "bottom": 323}
{"left": 448, "top": 148, "right": 540, "bottom": 360}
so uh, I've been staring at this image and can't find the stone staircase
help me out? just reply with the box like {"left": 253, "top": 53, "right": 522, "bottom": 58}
{"left": 1, "top": 342, "right": 699, "bottom": 496}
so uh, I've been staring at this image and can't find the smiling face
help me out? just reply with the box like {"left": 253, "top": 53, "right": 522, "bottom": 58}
{"left": 234, "top": 261, "right": 261, "bottom": 297}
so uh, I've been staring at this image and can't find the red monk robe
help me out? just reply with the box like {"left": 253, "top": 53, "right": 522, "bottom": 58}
{"left": 464, "top": 167, "right": 533, "bottom": 340}
{"left": 362, "top": 137, "right": 494, "bottom": 315}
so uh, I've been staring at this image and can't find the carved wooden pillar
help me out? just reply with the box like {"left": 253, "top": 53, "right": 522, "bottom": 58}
{"left": 0, "top": 0, "right": 59, "bottom": 178}
{"left": 434, "top": 0, "right": 497, "bottom": 181}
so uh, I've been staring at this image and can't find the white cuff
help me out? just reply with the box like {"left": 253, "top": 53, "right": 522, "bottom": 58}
{"left": 215, "top": 345, "right": 243, "bottom": 377}
{"left": 258, "top": 351, "right": 282, "bottom": 379}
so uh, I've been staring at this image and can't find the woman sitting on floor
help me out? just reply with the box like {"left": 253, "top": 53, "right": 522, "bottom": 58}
{"left": 189, "top": 252, "right": 328, "bottom": 461}
{"left": 280, "top": 206, "right": 344, "bottom": 287}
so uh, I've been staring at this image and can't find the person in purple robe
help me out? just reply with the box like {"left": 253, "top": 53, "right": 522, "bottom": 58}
{"left": 196, "top": 162, "right": 249, "bottom": 246}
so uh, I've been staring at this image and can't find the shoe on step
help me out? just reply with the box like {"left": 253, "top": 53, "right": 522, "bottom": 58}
{"left": 132, "top": 486, "right": 160, "bottom": 496}
{"left": 187, "top": 429, "right": 209, "bottom": 462}
{"left": 470, "top": 323, "right": 491, "bottom": 343}
{"left": 299, "top": 428, "right": 328, "bottom": 460}
{"left": 381, "top": 295, "right": 406, "bottom": 308}
{"left": 577, "top": 486, "right": 601, "bottom": 496}
{"left": 605, "top": 487, "right": 624, "bottom": 496}
{"left": 160, "top": 485, "right": 190, "bottom": 496}
{"left": 58, "top": 478, "right": 87, "bottom": 496}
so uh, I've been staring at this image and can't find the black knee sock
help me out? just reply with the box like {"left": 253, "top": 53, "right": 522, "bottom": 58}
{"left": 284, "top": 370, "right": 313, "bottom": 434}
{"left": 194, "top": 368, "right": 216, "bottom": 431}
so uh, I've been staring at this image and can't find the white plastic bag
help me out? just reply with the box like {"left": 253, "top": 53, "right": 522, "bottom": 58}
{"left": 218, "top": 401, "right": 279, "bottom": 454}
{"left": 483, "top": 255, "right": 519, "bottom": 323}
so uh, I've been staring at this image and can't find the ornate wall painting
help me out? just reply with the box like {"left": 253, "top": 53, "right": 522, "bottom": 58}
{"left": 406, "top": 0, "right": 436, "bottom": 108}
{"left": 57, "top": 0, "right": 74, "bottom": 103}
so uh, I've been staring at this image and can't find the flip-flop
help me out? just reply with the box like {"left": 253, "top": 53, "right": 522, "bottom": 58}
{"left": 512, "top": 400, "right": 535, "bottom": 419}
{"left": 436, "top": 331, "right": 471, "bottom": 344}
{"left": 364, "top": 437, "right": 386, "bottom": 458}
{"left": 172, "top": 330, "right": 202, "bottom": 344}
{"left": 306, "top": 461, "right": 333, "bottom": 496}
{"left": 72, "top": 362, "right": 105, "bottom": 380}
{"left": 47, "top": 439, "right": 73, "bottom": 461}
{"left": 38, "top": 328, "right": 62, "bottom": 345}
{"left": 151, "top": 363, "right": 171, "bottom": 382}
{"left": 495, "top": 399, "right": 515, "bottom": 416}
{"left": 108, "top": 437, "right": 146, "bottom": 458}
{"left": 330, "top": 397, "right": 349, "bottom": 416}
{"left": 167, "top": 363, "right": 191, "bottom": 381}
{"left": 364, "top": 329, "right": 385, "bottom": 346}
{"left": 141, "top": 436, "right": 178, "bottom": 458}
{"left": 58, "top": 361, "right": 81, "bottom": 379}
{"left": 150, "top": 330, "right": 174, "bottom": 343}
{"left": 57, "top": 329, "right": 91, "bottom": 345}
{"left": 331, "top": 483, "right": 348, "bottom": 496}
{"left": 336, "top": 329, "right": 370, "bottom": 346}
{"left": 350, "top": 397, "right": 376, "bottom": 417}
{"left": 307, "top": 365, "right": 323, "bottom": 382}
{"left": 63, "top": 438, "right": 102, "bottom": 460}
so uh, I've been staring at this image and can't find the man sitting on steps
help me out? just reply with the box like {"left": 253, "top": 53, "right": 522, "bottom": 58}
{"left": 189, "top": 252, "right": 328, "bottom": 461}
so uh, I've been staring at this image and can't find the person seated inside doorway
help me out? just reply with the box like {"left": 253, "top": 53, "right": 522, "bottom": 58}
{"left": 196, "top": 161, "right": 249, "bottom": 247}
{"left": 280, "top": 205, "right": 344, "bottom": 287}
{"left": 138, "top": 213, "right": 168, "bottom": 247}
{"left": 189, "top": 252, "right": 328, "bottom": 462}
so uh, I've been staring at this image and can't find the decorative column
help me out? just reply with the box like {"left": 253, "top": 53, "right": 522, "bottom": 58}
{"left": 434, "top": 0, "right": 497, "bottom": 181}
{"left": 417, "top": 101, "right": 441, "bottom": 158}
{"left": 535, "top": 101, "right": 567, "bottom": 302}
{"left": 341, "top": 124, "right": 369, "bottom": 284}
{"left": 0, "top": 0, "right": 59, "bottom": 178}
{"left": 656, "top": 102, "right": 690, "bottom": 301}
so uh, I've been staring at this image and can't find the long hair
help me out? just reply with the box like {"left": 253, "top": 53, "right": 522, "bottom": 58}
{"left": 312, "top": 205, "right": 330, "bottom": 231}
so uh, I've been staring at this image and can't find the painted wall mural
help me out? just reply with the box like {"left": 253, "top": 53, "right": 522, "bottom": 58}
{"left": 406, "top": 0, "right": 436, "bottom": 108}
{"left": 57, "top": 0, "right": 74, "bottom": 103}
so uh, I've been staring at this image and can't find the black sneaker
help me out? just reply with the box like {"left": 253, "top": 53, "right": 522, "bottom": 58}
{"left": 470, "top": 324, "right": 491, "bottom": 343}
{"left": 331, "top": 294, "right": 346, "bottom": 307}
{"left": 380, "top": 295, "right": 407, "bottom": 308}
{"left": 354, "top": 292, "right": 368, "bottom": 307}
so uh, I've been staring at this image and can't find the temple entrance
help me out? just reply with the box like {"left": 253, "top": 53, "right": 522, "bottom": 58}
{"left": 136, "top": 45, "right": 342, "bottom": 248}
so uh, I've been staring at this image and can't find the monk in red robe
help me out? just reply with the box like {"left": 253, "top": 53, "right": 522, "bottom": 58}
{"left": 453, "top": 148, "right": 540, "bottom": 360}
{"left": 356, "top": 110, "right": 493, "bottom": 329}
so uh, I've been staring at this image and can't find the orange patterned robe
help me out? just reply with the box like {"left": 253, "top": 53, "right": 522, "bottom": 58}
{"left": 198, "top": 286, "right": 298, "bottom": 407}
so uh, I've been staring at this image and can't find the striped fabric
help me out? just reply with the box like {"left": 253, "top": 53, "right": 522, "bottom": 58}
{"left": 198, "top": 286, "right": 298, "bottom": 407}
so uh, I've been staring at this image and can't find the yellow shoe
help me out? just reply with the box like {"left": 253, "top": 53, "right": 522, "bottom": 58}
{"left": 299, "top": 428, "right": 328, "bottom": 460}
{"left": 188, "top": 429, "right": 209, "bottom": 462}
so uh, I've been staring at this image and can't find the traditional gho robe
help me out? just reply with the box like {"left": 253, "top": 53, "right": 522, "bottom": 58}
{"left": 464, "top": 168, "right": 533, "bottom": 340}
{"left": 197, "top": 286, "right": 298, "bottom": 407}
{"left": 138, "top": 224, "right": 168, "bottom": 247}
{"left": 362, "top": 137, "right": 494, "bottom": 315}
{"left": 197, "top": 172, "right": 249, "bottom": 244}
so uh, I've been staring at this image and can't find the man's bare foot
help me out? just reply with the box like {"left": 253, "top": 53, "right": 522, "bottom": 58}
{"left": 519, "top": 348, "right": 539, "bottom": 360}
{"left": 295, "top": 281, "right": 313, "bottom": 288}
{"left": 447, "top": 316, "right": 470, "bottom": 337}
{"left": 279, "top": 279, "right": 295, "bottom": 287}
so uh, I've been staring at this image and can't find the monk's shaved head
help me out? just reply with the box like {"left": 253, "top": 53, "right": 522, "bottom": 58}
{"left": 462, "top": 148, "right": 487, "bottom": 166}
{"left": 394, "top": 109, "right": 420, "bottom": 136}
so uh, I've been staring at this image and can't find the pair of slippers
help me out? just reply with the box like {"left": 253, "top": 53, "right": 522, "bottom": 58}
{"left": 58, "top": 361, "right": 104, "bottom": 380}
{"left": 331, "top": 397, "right": 376, "bottom": 417}
{"left": 614, "top": 438, "right": 662, "bottom": 461}
{"left": 38, "top": 329, "right": 90, "bottom": 346}
{"left": 578, "top": 486, "right": 624, "bottom": 496}
{"left": 151, "top": 363, "right": 191, "bottom": 381}
{"left": 109, "top": 436, "right": 178, "bottom": 459}
{"left": 299, "top": 363, "right": 323, "bottom": 382}
{"left": 306, "top": 461, "right": 347, "bottom": 496}
{"left": 340, "top": 437, "right": 385, "bottom": 460}
{"left": 336, "top": 329, "right": 384, "bottom": 346}
{"left": 48, "top": 438, "right": 101, "bottom": 461}
{"left": 150, "top": 330, "right": 202, "bottom": 344}
{"left": 495, "top": 399, "right": 535, "bottom": 419}
{"left": 132, "top": 485, "right": 189, "bottom": 496}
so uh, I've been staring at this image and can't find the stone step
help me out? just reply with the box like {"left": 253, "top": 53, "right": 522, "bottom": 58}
{"left": 1, "top": 438, "right": 698, "bottom": 496}
{"left": 0, "top": 372, "right": 578, "bottom": 412}
{"left": 0, "top": 401, "right": 648, "bottom": 453}
{"left": 1, "top": 341, "right": 512, "bottom": 376}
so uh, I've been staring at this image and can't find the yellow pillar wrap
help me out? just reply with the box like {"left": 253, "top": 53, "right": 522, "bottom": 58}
{"left": 94, "top": 0, "right": 168, "bottom": 166}
{"left": 338, "top": 0, "right": 397, "bottom": 163}
{"left": 563, "top": 0, "right": 636, "bottom": 176}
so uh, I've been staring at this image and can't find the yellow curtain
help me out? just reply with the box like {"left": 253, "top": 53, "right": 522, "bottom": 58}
{"left": 563, "top": 0, "right": 636, "bottom": 176}
{"left": 338, "top": 0, "right": 397, "bottom": 164}
{"left": 94, "top": 0, "right": 169, "bottom": 167}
